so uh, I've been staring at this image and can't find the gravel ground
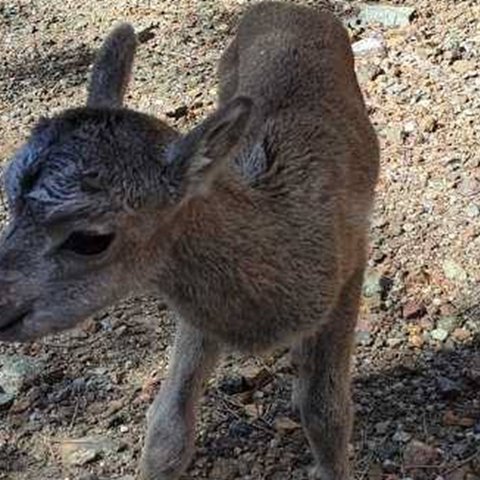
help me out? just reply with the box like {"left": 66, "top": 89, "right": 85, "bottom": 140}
{"left": 0, "top": 1, "right": 479, "bottom": 479}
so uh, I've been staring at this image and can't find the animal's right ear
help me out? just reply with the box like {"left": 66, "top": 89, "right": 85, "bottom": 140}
{"left": 87, "top": 23, "right": 137, "bottom": 108}
{"left": 164, "top": 97, "right": 253, "bottom": 200}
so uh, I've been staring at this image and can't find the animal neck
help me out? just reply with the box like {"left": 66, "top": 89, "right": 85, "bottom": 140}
{"left": 172, "top": 175, "right": 262, "bottom": 261}
{"left": 160, "top": 175, "right": 269, "bottom": 319}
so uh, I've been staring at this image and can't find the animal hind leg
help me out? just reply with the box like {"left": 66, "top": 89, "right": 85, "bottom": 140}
{"left": 292, "top": 270, "right": 363, "bottom": 480}
{"left": 218, "top": 36, "right": 239, "bottom": 105}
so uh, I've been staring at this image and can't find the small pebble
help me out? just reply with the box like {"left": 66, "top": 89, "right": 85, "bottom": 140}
{"left": 431, "top": 328, "right": 449, "bottom": 342}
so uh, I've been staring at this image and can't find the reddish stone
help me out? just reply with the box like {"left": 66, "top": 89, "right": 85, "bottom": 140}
{"left": 403, "top": 301, "right": 427, "bottom": 319}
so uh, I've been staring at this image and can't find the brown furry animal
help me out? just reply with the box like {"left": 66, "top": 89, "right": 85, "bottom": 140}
{"left": 0, "top": 3, "right": 379, "bottom": 479}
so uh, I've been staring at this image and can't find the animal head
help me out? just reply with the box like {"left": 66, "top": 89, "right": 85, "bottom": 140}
{"left": 0, "top": 23, "right": 252, "bottom": 341}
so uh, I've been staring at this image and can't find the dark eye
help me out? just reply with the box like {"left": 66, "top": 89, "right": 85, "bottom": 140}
{"left": 60, "top": 231, "right": 115, "bottom": 256}
{"left": 21, "top": 167, "right": 42, "bottom": 194}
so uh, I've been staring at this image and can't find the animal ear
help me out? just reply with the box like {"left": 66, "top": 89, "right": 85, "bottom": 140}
{"left": 87, "top": 23, "right": 137, "bottom": 108}
{"left": 166, "top": 96, "right": 253, "bottom": 198}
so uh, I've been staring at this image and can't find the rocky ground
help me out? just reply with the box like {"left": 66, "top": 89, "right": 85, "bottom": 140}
{"left": 0, "top": 0, "right": 479, "bottom": 479}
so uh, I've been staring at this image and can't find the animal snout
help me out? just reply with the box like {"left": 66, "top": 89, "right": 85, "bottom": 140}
{"left": 0, "top": 267, "right": 25, "bottom": 284}
{"left": 0, "top": 270, "right": 24, "bottom": 301}
{"left": 0, "top": 302, "right": 30, "bottom": 331}
{"left": 0, "top": 271, "right": 32, "bottom": 323}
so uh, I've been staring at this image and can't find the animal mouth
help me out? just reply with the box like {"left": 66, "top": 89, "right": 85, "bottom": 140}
{"left": 0, "top": 309, "right": 30, "bottom": 333}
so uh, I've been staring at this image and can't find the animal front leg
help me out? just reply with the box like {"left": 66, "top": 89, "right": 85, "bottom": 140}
{"left": 140, "top": 320, "right": 219, "bottom": 480}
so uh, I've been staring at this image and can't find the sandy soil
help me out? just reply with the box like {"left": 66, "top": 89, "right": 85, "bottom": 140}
{"left": 0, "top": 1, "right": 479, "bottom": 479}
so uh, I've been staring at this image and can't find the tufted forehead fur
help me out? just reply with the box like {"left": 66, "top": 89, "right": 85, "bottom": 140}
{"left": 5, "top": 108, "right": 178, "bottom": 224}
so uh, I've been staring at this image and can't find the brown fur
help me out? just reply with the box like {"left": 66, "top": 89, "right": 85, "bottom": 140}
{"left": 0, "top": 3, "right": 379, "bottom": 479}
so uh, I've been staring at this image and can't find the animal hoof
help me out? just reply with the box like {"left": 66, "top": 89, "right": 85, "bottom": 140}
{"left": 308, "top": 465, "right": 349, "bottom": 480}
{"left": 140, "top": 410, "right": 194, "bottom": 480}
{"left": 140, "top": 444, "right": 191, "bottom": 480}
{"left": 308, "top": 465, "right": 323, "bottom": 480}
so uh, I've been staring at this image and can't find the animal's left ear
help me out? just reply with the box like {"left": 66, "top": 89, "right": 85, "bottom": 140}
{"left": 87, "top": 23, "right": 137, "bottom": 108}
{"left": 165, "top": 96, "right": 253, "bottom": 198}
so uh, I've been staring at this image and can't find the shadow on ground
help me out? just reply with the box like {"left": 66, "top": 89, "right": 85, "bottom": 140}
{"left": 0, "top": 300, "right": 478, "bottom": 479}
{"left": 0, "top": 43, "right": 93, "bottom": 103}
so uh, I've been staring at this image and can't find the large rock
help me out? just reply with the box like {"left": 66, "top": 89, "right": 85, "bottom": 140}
{"left": 403, "top": 440, "right": 442, "bottom": 474}
{"left": 349, "top": 4, "right": 416, "bottom": 28}
{"left": 442, "top": 259, "right": 468, "bottom": 282}
{"left": 59, "top": 436, "right": 119, "bottom": 467}
{"left": 352, "top": 35, "right": 387, "bottom": 57}
{"left": 0, "top": 354, "right": 44, "bottom": 407}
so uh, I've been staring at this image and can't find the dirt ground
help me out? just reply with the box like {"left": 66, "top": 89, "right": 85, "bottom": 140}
{"left": 0, "top": 0, "right": 479, "bottom": 479}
